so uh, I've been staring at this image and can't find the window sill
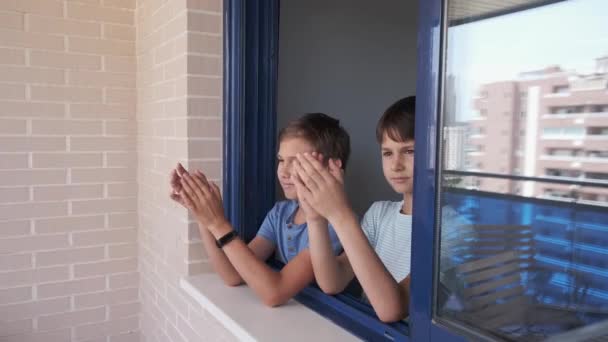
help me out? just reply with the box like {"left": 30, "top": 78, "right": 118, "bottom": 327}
{"left": 180, "top": 273, "right": 356, "bottom": 342}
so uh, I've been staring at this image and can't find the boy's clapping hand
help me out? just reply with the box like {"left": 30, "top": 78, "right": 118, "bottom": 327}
{"left": 171, "top": 163, "right": 230, "bottom": 236}
{"left": 293, "top": 152, "right": 349, "bottom": 223}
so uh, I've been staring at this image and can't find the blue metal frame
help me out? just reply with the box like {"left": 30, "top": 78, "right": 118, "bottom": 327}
{"left": 410, "top": 0, "right": 468, "bottom": 341}
{"left": 223, "top": 0, "right": 278, "bottom": 242}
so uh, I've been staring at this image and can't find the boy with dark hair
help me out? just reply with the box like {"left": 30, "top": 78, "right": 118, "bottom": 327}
{"left": 169, "top": 113, "right": 349, "bottom": 307}
{"left": 294, "top": 96, "right": 416, "bottom": 322}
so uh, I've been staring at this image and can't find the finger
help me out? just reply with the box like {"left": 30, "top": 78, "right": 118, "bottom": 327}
{"left": 191, "top": 170, "right": 212, "bottom": 198}
{"left": 181, "top": 172, "right": 204, "bottom": 205}
{"left": 176, "top": 163, "right": 187, "bottom": 176}
{"left": 328, "top": 159, "right": 345, "bottom": 183}
{"left": 209, "top": 182, "right": 222, "bottom": 199}
{"left": 296, "top": 153, "right": 325, "bottom": 182}
{"left": 180, "top": 189, "right": 195, "bottom": 210}
{"left": 294, "top": 159, "right": 319, "bottom": 191}
{"left": 292, "top": 170, "right": 314, "bottom": 201}
{"left": 302, "top": 153, "right": 333, "bottom": 183}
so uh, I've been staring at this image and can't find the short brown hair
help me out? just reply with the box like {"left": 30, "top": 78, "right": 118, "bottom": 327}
{"left": 376, "top": 96, "right": 416, "bottom": 143}
{"left": 278, "top": 113, "right": 351, "bottom": 169}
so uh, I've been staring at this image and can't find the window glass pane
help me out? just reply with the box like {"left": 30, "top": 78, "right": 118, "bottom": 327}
{"left": 437, "top": 0, "right": 608, "bottom": 340}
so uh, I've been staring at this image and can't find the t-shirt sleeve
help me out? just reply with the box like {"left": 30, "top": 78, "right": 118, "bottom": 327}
{"left": 256, "top": 203, "right": 279, "bottom": 245}
{"left": 361, "top": 202, "right": 380, "bottom": 248}
{"left": 326, "top": 224, "right": 343, "bottom": 255}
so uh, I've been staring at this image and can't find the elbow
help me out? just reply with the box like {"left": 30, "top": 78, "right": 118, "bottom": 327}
{"left": 221, "top": 276, "right": 243, "bottom": 287}
{"left": 377, "top": 307, "right": 408, "bottom": 323}
{"left": 318, "top": 283, "right": 345, "bottom": 296}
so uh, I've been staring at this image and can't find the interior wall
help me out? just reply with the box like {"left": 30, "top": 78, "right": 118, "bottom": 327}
{"left": 277, "top": 0, "right": 419, "bottom": 216}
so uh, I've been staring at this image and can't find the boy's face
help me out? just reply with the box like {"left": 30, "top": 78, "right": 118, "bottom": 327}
{"left": 381, "top": 134, "right": 415, "bottom": 195}
{"left": 277, "top": 136, "right": 315, "bottom": 200}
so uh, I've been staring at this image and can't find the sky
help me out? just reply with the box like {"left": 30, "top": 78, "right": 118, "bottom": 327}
{"left": 446, "top": 0, "right": 608, "bottom": 120}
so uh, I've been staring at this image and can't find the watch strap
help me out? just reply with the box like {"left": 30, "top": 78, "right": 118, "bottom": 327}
{"left": 216, "top": 230, "right": 238, "bottom": 248}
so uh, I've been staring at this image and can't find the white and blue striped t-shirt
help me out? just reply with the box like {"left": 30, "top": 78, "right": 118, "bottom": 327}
{"left": 361, "top": 200, "right": 411, "bottom": 283}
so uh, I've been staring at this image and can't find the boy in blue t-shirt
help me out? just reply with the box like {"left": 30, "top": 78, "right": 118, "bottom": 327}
{"left": 170, "top": 113, "right": 348, "bottom": 307}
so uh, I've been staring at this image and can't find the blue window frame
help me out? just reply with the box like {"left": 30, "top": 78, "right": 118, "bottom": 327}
{"left": 222, "top": 0, "right": 411, "bottom": 340}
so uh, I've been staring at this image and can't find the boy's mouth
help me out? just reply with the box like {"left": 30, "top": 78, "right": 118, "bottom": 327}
{"left": 391, "top": 177, "right": 410, "bottom": 184}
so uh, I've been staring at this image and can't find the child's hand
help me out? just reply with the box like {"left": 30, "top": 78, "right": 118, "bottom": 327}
{"left": 293, "top": 153, "right": 350, "bottom": 222}
{"left": 179, "top": 169, "right": 229, "bottom": 235}
{"left": 293, "top": 153, "right": 326, "bottom": 225}
{"left": 169, "top": 163, "right": 189, "bottom": 206}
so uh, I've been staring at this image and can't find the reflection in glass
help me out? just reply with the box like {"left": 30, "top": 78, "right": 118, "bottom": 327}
{"left": 437, "top": 0, "right": 608, "bottom": 340}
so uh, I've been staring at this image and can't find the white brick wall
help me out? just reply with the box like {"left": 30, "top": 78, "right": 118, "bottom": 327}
{"left": 0, "top": 1, "right": 139, "bottom": 341}
{"left": 136, "top": 0, "right": 235, "bottom": 340}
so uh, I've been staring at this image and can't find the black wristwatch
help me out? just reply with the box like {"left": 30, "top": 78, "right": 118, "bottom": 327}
{"left": 216, "top": 230, "right": 238, "bottom": 248}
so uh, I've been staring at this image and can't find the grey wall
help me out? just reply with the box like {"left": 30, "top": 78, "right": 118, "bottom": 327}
{"left": 277, "top": 0, "right": 419, "bottom": 216}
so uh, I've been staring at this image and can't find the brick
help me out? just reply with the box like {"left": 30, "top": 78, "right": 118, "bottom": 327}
{"left": 0, "top": 234, "right": 69, "bottom": 254}
{"left": 35, "top": 215, "right": 105, "bottom": 234}
{"left": 105, "top": 88, "right": 136, "bottom": 104}
{"left": 4, "top": 329, "right": 71, "bottom": 342}
{"left": 0, "top": 0, "right": 64, "bottom": 17}
{"left": 31, "top": 119, "right": 103, "bottom": 135}
{"left": 69, "top": 36, "right": 135, "bottom": 56}
{"left": 0, "top": 48, "right": 25, "bottom": 65}
{"left": 106, "top": 152, "right": 136, "bottom": 168}
{"left": 110, "top": 332, "right": 141, "bottom": 342}
{"left": 103, "top": 0, "right": 136, "bottom": 9}
{"left": 71, "top": 168, "right": 134, "bottom": 183}
{"left": 68, "top": 70, "right": 135, "bottom": 88}
{"left": 0, "top": 266, "right": 69, "bottom": 288}
{"left": 70, "top": 103, "right": 134, "bottom": 119}
{"left": 0, "top": 137, "right": 66, "bottom": 153}
{"left": 109, "top": 243, "right": 137, "bottom": 258}
{"left": 0, "top": 154, "right": 28, "bottom": 169}
{"left": 0, "top": 318, "right": 33, "bottom": 336}
{"left": 32, "top": 152, "right": 102, "bottom": 168}
{"left": 71, "top": 137, "right": 134, "bottom": 151}
{"left": 108, "top": 212, "right": 136, "bottom": 228}
{"left": 109, "top": 272, "right": 138, "bottom": 289}
{"left": 37, "top": 277, "right": 106, "bottom": 298}
{"left": 187, "top": 140, "right": 222, "bottom": 159}
{"left": 188, "top": 32, "right": 222, "bottom": 55}
{"left": 74, "top": 258, "right": 137, "bottom": 278}
{"left": 0, "top": 220, "right": 30, "bottom": 237}
{"left": 0, "top": 101, "right": 65, "bottom": 118}
{"left": 106, "top": 182, "right": 136, "bottom": 197}
{"left": 36, "top": 246, "right": 105, "bottom": 267}
{"left": 0, "top": 65, "right": 64, "bottom": 85}
{"left": 0, "top": 29, "right": 64, "bottom": 51}
{"left": 104, "top": 56, "right": 135, "bottom": 72}
{"left": 0, "top": 169, "right": 66, "bottom": 186}
{"left": 105, "top": 120, "right": 136, "bottom": 136}
{"left": 187, "top": 55, "right": 221, "bottom": 76}
{"left": 75, "top": 287, "right": 138, "bottom": 308}
{"left": 0, "top": 11, "right": 24, "bottom": 30}
{"left": 104, "top": 23, "right": 135, "bottom": 40}
{"left": 109, "top": 302, "right": 138, "bottom": 319}
{"left": 0, "top": 202, "right": 67, "bottom": 220}
{"left": 68, "top": 3, "right": 133, "bottom": 24}
{"left": 187, "top": 97, "right": 221, "bottom": 117}
{"left": 188, "top": 12, "right": 221, "bottom": 34}
{"left": 75, "top": 316, "right": 139, "bottom": 340}
{"left": 0, "top": 84, "right": 25, "bottom": 101}
{"left": 0, "top": 118, "right": 26, "bottom": 133}
{"left": 0, "top": 187, "right": 30, "bottom": 203}
{"left": 0, "top": 253, "right": 32, "bottom": 271}
{"left": 31, "top": 86, "right": 102, "bottom": 103}
{"left": 0, "top": 286, "right": 32, "bottom": 305}
{"left": 185, "top": 118, "right": 221, "bottom": 138}
{"left": 187, "top": 76, "right": 221, "bottom": 97}
{"left": 38, "top": 307, "right": 106, "bottom": 331}
{"left": 30, "top": 50, "right": 102, "bottom": 71}
{"left": 34, "top": 184, "right": 103, "bottom": 201}
{"left": 28, "top": 15, "right": 102, "bottom": 37}
{"left": 73, "top": 228, "right": 136, "bottom": 246}
{"left": 72, "top": 198, "right": 136, "bottom": 215}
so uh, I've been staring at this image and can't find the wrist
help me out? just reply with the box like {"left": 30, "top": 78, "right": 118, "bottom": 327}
{"left": 209, "top": 220, "right": 232, "bottom": 239}
{"left": 327, "top": 206, "right": 356, "bottom": 228}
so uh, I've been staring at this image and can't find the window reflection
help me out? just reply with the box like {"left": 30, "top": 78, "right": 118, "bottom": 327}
{"left": 437, "top": 0, "right": 608, "bottom": 340}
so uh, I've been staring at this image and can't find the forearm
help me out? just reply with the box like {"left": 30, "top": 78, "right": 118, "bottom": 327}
{"left": 330, "top": 211, "right": 408, "bottom": 321}
{"left": 308, "top": 220, "right": 351, "bottom": 294}
{"left": 198, "top": 223, "right": 243, "bottom": 286}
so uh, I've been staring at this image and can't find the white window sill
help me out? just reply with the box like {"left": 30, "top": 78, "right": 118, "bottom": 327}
{"left": 180, "top": 273, "right": 357, "bottom": 342}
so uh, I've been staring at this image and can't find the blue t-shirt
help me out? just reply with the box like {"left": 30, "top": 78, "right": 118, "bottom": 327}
{"left": 256, "top": 200, "right": 343, "bottom": 263}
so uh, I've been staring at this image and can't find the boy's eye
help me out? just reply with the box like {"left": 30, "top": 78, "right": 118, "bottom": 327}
{"left": 405, "top": 149, "right": 415, "bottom": 155}
{"left": 382, "top": 152, "right": 392, "bottom": 157}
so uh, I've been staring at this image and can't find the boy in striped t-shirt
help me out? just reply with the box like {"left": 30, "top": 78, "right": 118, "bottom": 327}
{"left": 293, "top": 96, "right": 415, "bottom": 322}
